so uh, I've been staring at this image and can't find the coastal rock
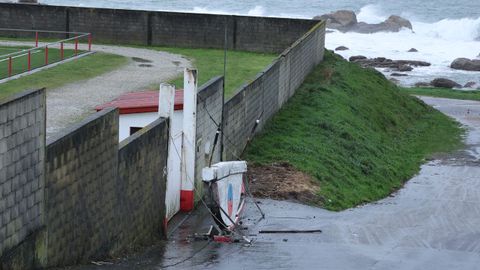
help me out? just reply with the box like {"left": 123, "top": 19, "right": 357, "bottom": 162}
{"left": 415, "top": 82, "right": 431, "bottom": 87}
{"left": 353, "top": 57, "right": 430, "bottom": 71}
{"left": 464, "top": 81, "right": 478, "bottom": 88}
{"left": 315, "top": 10, "right": 357, "bottom": 28}
{"left": 408, "top": 48, "right": 418, "bottom": 52}
{"left": 431, "top": 78, "right": 461, "bottom": 89}
{"left": 335, "top": 46, "right": 349, "bottom": 51}
{"left": 314, "top": 11, "right": 413, "bottom": 33}
{"left": 450, "top": 58, "right": 480, "bottom": 71}
{"left": 349, "top": 55, "right": 367, "bottom": 62}
{"left": 398, "top": 64, "right": 413, "bottom": 72}
{"left": 391, "top": 73, "right": 408, "bottom": 77}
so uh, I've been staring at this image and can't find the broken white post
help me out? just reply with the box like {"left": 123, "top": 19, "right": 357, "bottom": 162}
{"left": 180, "top": 68, "right": 198, "bottom": 211}
{"left": 159, "top": 83, "right": 181, "bottom": 223}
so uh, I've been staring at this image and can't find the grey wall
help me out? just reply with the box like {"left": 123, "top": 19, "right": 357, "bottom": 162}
{"left": 0, "top": 89, "right": 45, "bottom": 259}
{"left": 45, "top": 108, "right": 119, "bottom": 266}
{"left": 222, "top": 22, "right": 326, "bottom": 160}
{"left": 195, "top": 76, "right": 224, "bottom": 194}
{"left": 116, "top": 117, "right": 168, "bottom": 249}
{"left": 0, "top": 3, "right": 319, "bottom": 53}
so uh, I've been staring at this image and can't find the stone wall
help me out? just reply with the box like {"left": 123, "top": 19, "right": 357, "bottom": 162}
{"left": 44, "top": 108, "right": 169, "bottom": 266}
{"left": 0, "top": 89, "right": 45, "bottom": 262}
{"left": 0, "top": 3, "right": 318, "bottom": 53}
{"left": 195, "top": 76, "right": 224, "bottom": 193}
{"left": 44, "top": 108, "right": 119, "bottom": 266}
{"left": 222, "top": 22, "right": 326, "bottom": 160}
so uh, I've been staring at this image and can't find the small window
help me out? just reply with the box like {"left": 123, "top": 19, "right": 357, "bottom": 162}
{"left": 130, "top": 126, "right": 143, "bottom": 135}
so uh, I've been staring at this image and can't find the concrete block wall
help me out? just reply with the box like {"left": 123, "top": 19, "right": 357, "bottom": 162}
{"left": 0, "top": 89, "right": 45, "bottom": 259}
{"left": 0, "top": 3, "right": 318, "bottom": 53}
{"left": 222, "top": 21, "right": 326, "bottom": 160}
{"left": 116, "top": 117, "right": 168, "bottom": 248}
{"left": 195, "top": 77, "right": 224, "bottom": 191}
{"left": 44, "top": 108, "right": 119, "bottom": 266}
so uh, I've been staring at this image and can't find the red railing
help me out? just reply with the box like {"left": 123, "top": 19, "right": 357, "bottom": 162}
{"left": 0, "top": 29, "right": 92, "bottom": 80}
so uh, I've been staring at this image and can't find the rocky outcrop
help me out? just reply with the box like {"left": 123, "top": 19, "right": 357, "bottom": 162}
{"left": 464, "top": 81, "right": 478, "bottom": 88}
{"left": 349, "top": 55, "right": 367, "bottom": 62}
{"left": 315, "top": 11, "right": 413, "bottom": 33}
{"left": 391, "top": 73, "right": 408, "bottom": 77}
{"left": 335, "top": 46, "right": 349, "bottom": 51}
{"left": 408, "top": 48, "right": 418, "bottom": 52}
{"left": 414, "top": 82, "right": 431, "bottom": 88}
{"left": 315, "top": 10, "right": 357, "bottom": 29}
{"left": 430, "top": 78, "right": 461, "bottom": 89}
{"left": 450, "top": 58, "right": 480, "bottom": 71}
{"left": 350, "top": 57, "right": 430, "bottom": 72}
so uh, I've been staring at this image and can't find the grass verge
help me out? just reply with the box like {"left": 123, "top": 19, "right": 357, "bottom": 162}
{"left": 244, "top": 51, "right": 463, "bottom": 211}
{"left": 0, "top": 52, "right": 128, "bottom": 101}
{"left": 149, "top": 47, "right": 276, "bottom": 97}
{"left": 402, "top": 87, "right": 480, "bottom": 101}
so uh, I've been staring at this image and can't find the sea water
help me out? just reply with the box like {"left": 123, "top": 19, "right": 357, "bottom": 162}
{"left": 38, "top": 0, "right": 480, "bottom": 87}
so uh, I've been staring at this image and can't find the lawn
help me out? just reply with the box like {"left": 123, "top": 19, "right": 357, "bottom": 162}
{"left": 402, "top": 87, "right": 480, "bottom": 101}
{"left": 0, "top": 46, "right": 83, "bottom": 79}
{"left": 150, "top": 47, "right": 277, "bottom": 97}
{"left": 244, "top": 51, "right": 463, "bottom": 211}
{"left": 0, "top": 52, "right": 128, "bottom": 101}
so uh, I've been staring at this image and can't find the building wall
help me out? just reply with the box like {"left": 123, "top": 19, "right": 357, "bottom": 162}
{"left": 0, "top": 3, "right": 318, "bottom": 53}
{"left": 0, "top": 89, "right": 45, "bottom": 261}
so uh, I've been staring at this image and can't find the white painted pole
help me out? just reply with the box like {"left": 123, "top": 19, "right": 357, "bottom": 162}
{"left": 159, "top": 83, "right": 180, "bottom": 223}
{"left": 180, "top": 68, "right": 198, "bottom": 212}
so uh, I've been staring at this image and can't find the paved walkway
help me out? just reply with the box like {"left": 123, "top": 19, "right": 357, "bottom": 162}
{"left": 65, "top": 97, "right": 480, "bottom": 270}
{"left": 0, "top": 41, "right": 191, "bottom": 137}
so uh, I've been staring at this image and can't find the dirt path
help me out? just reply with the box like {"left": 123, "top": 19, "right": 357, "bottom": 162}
{"left": 0, "top": 41, "right": 191, "bottom": 137}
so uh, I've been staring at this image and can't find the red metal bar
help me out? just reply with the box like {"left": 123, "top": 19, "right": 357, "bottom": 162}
{"left": 88, "top": 33, "right": 92, "bottom": 51}
{"left": 35, "top": 32, "right": 39, "bottom": 48}
{"left": 74, "top": 38, "right": 78, "bottom": 55}
{"left": 8, "top": 57, "right": 12, "bottom": 77}
{"left": 28, "top": 51, "right": 31, "bottom": 71}
{"left": 45, "top": 46, "right": 48, "bottom": 65}
{"left": 60, "top": 42, "right": 64, "bottom": 60}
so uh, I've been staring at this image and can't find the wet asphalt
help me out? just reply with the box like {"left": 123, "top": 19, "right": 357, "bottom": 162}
{"left": 63, "top": 96, "right": 480, "bottom": 270}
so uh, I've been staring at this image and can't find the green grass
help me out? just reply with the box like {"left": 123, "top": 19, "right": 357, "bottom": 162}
{"left": 402, "top": 87, "right": 480, "bottom": 101}
{"left": 244, "top": 51, "right": 463, "bottom": 211}
{"left": 149, "top": 47, "right": 276, "bottom": 97}
{"left": 0, "top": 52, "right": 128, "bottom": 101}
{"left": 0, "top": 46, "right": 83, "bottom": 79}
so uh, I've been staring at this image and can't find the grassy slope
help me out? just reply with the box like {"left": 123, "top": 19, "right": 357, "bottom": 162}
{"left": 403, "top": 87, "right": 480, "bottom": 101}
{"left": 150, "top": 47, "right": 276, "bottom": 97}
{"left": 245, "top": 51, "right": 463, "bottom": 211}
{"left": 0, "top": 52, "right": 128, "bottom": 101}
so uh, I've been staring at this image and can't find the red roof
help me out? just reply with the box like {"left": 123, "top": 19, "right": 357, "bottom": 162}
{"left": 95, "top": 90, "right": 184, "bottom": 114}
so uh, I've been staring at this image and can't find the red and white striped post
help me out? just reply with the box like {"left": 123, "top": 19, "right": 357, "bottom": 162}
{"left": 60, "top": 42, "right": 64, "bottom": 60}
{"left": 27, "top": 51, "right": 31, "bottom": 71}
{"left": 45, "top": 46, "right": 48, "bottom": 65}
{"left": 35, "top": 32, "right": 39, "bottom": 48}
{"left": 88, "top": 33, "right": 92, "bottom": 51}
{"left": 180, "top": 68, "right": 198, "bottom": 212}
{"left": 8, "top": 57, "right": 12, "bottom": 77}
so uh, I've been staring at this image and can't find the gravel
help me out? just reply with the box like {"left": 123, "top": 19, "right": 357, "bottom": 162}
{"left": 0, "top": 41, "right": 191, "bottom": 137}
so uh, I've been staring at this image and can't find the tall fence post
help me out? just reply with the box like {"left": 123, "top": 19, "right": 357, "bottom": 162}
{"left": 60, "top": 42, "right": 64, "bottom": 60}
{"left": 8, "top": 57, "right": 12, "bottom": 77}
{"left": 28, "top": 51, "right": 31, "bottom": 71}
{"left": 74, "top": 38, "right": 78, "bottom": 55}
{"left": 45, "top": 46, "right": 48, "bottom": 65}
{"left": 88, "top": 34, "right": 92, "bottom": 51}
{"left": 35, "top": 31, "right": 38, "bottom": 47}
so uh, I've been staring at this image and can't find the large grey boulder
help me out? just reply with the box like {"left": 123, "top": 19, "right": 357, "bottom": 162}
{"left": 315, "top": 10, "right": 358, "bottom": 29}
{"left": 384, "top": 15, "right": 413, "bottom": 31}
{"left": 450, "top": 58, "right": 480, "bottom": 71}
{"left": 431, "top": 78, "right": 461, "bottom": 89}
